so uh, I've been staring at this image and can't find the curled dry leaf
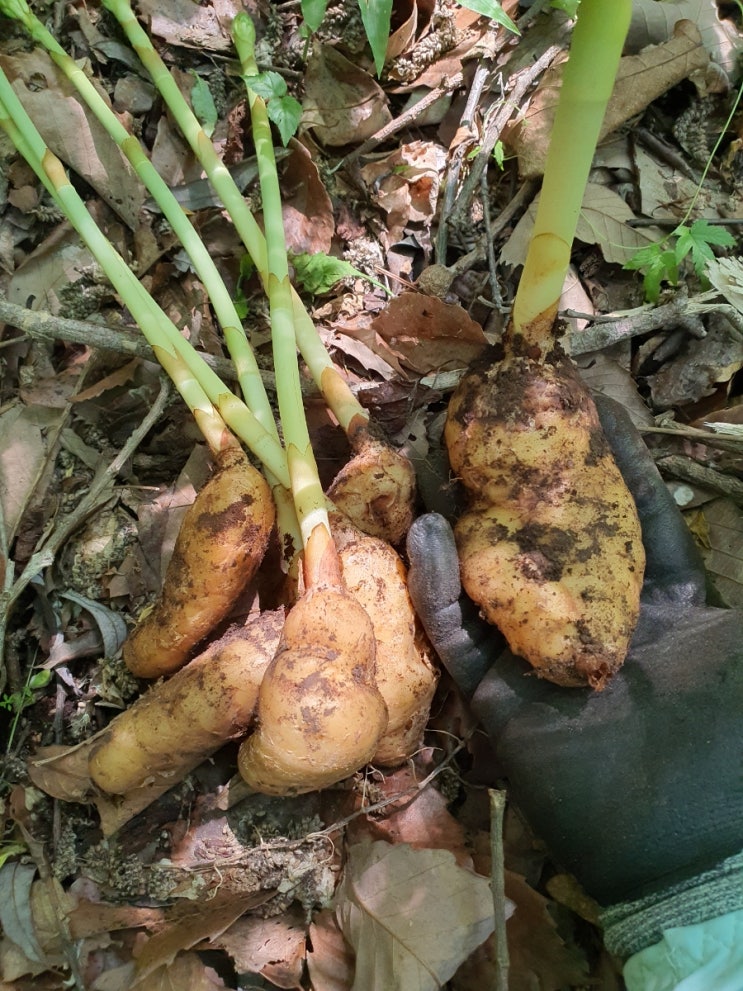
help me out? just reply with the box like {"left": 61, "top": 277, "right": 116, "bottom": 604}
{"left": 301, "top": 46, "right": 392, "bottom": 147}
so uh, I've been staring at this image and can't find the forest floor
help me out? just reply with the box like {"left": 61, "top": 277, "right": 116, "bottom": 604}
{"left": 0, "top": 1, "right": 742, "bottom": 989}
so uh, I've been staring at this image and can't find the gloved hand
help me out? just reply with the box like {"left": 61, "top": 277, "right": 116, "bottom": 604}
{"left": 407, "top": 395, "right": 743, "bottom": 912}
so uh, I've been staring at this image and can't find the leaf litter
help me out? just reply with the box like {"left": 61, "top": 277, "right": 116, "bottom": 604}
{"left": 0, "top": 0, "right": 742, "bottom": 988}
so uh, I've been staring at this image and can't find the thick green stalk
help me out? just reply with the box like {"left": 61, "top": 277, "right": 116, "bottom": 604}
{"left": 233, "top": 14, "right": 330, "bottom": 573}
{"left": 0, "top": 69, "right": 289, "bottom": 482}
{"left": 510, "top": 0, "right": 632, "bottom": 349}
{"left": 0, "top": 0, "right": 277, "bottom": 438}
{"left": 101, "top": 0, "right": 369, "bottom": 438}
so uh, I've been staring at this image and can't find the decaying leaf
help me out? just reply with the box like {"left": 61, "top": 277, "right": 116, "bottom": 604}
{"left": 302, "top": 46, "right": 392, "bottom": 146}
{"left": 136, "top": 0, "right": 242, "bottom": 51}
{"left": 501, "top": 184, "right": 662, "bottom": 268}
{"left": 0, "top": 50, "right": 144, "bottom": 227}
{"left": 511, "top": 20, "right": 709, "bottom": 178}
{"left": 452, "top": 871, "right": 589, "bottom": 991}
{"left": 335, "top": 840, "right": 494, "bottom": 991}
{"left": 371, "top": 292, "right": 487, "bottom": 376}
{"left": 699, "top": 497, "right": 743, "bottom": 609}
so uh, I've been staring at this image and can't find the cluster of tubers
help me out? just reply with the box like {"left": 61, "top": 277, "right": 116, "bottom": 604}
{"left": 89, "top": 440, "right": 438, "bottom": 798}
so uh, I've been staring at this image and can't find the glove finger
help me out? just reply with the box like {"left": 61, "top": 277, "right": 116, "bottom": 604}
{"left": 407, "top": 513, "right": 501, "bottom": 697}
{"left": 593, "top": 394, "right": 706, "bottom": 607}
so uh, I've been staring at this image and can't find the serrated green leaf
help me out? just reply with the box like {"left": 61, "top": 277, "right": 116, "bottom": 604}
{"left": 245, "top": 71, "right": 287, "bottom": 101}
{"left": 190, "top": 73, "right": 217, "bottom": 138}
{"left": 266, "top": 94, "right": 303, "bottom": 145}
{"left": 675, "top": 219, "right": 736, "bottom": 277}
{"left": 357, "top": 0, "right": 393, "bottom": 76}
{"left": 301, "top": 0, "right": 329, "bottom": 32}
{"left": 455, "top": 0, "right": 519, "bottom": 33}
{"left": 625, "top": 242, "right": 678, "bottom": 302}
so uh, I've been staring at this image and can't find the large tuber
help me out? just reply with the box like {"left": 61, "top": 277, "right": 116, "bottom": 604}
{"left": 445, "top": 346, "right": 645, "bottom": 689}
{"left": 124, "top": 446, "right": 275, "bottom": 678}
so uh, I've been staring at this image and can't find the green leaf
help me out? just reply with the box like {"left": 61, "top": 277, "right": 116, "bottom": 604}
{"left": 266, "top": 94, "right": 303, "bottom": 145}
{"left": 624, "top": 243, "right": 678, "bottom": 302}
{"left": 245, "top": 71, "right": 288, "bottom": 101}
{"left": 234, "top": 254, "right": 256, "bottom": 319}
{"left": 674, "top": 219, "right": 736, "bottom": 277}
{"left": 190, "top": 74, "right": 218, "bottom": 138}
{"left": 292, "top": 253, "right": 360, "bottom": 294}
{"left": 455, "top": 0, "right": 519, "bottom": 33}
{"left": 301, "top": 0, "right": 329, "bottom": 33}
{"left": 492, "top": 139, "right": 505, "bottom": 169}
{"left": 357, "top": 0, "right": 393, "bottom": 76}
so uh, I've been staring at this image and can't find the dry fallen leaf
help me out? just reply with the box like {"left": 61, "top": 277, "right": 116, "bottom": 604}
{"left": 501, "top": 183, "right": 662, "bottom": 268}
{"left": 453, "top": 871, "right": 589, "bottom": 991}
{"left": 699, "top": 498, "right": 743, "bottom": 609}
{"left": 137, "top": 0, "right": 242, "bottom": 51}
{"left": 371, "top": 292, "right": 487, "bottom": 375}
{"left": 335, "top": 840, "right": 494, "bottom": 991}
{"left": 511, "top": 21, "right": 709, "bottom": 178}
{"left": 302, "top": 46, "right": 392, "bottom": 147}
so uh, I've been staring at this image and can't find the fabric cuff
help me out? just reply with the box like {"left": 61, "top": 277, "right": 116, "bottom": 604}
{"left": 601, "top": 851, "right": 743, "bottom": 958}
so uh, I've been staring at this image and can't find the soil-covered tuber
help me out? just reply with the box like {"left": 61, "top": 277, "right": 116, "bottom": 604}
{"left": 123, "top": 446, "right": 275, "bottom": 678}
{"left": 90, "top": 609, "right": 284, "bottom": 794}
{"left": 446, "top": 346, "right": 645, "bottom": 689}
{"left": 237, "top": 584, "right": 388, "bottom": 795}
{"left": 331, "top": 513, "right": 438, "bottom": 766}
{"left": 327, "top": 429, "right": 416, "bottom": 545}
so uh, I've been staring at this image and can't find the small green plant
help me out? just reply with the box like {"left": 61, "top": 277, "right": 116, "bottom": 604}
{"left": 625, "top": 70, "right": 742, "bottom": 301}
{"left": 0, "top": 669, "right": 51, "bottom": 714}
{"left": 624, "top": 220, "right": 736, "bottom": 302}
{"left": 238, "top": 71, "right": 302, "bottom": 146}
{"left": 1, "top": 668, "right": 51, "bottom": 768}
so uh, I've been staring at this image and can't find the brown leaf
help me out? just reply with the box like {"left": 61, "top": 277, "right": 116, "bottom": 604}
{"left": 307, "top": 909, "right": 355, "bottom": 991}
{"left": 335, "top": 840, "right": 494, "bottom": 991}
{"left": 371, "top": 292, "right": 487, "bottom": 375}
{"left": 302, "top": 46, "right": 392, "bottom": 147}
{"left": 133, "top": 951, "right": 229, "bottom": 991}
{"left": 137, "top": 0, "right": 242, "bottom": 51}
{"left": 282, "top": 139, "right": 335, "bottom": 255}
{"left": 453, "top": 871, "right": 588, "bottom": 991}
{"left": 212, "top": 910, "right": 306, "bottom": 988}
{"left": 134, "top": 891, "right": 275, "bottom": 981}
{"left": 699, "top": 498, "right": 743, "bottom": 609}
{"left": 511, "top": 21, "right": 709, "bottom": 178}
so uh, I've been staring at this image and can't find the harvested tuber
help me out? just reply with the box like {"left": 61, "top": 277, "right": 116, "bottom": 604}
{"left": 237, "top": 584, "right": 388, "bottom": 795}
{"left": 89, "top": 610, "right": 284, "bottom": 794}
{"left": 327, "top": 428, "right": 416, "bottom": 546}
{"left": 124, "top": 446, "right": 275, "bottom": 678}
{"left": 446, "top": 346, "right": 645, "bottom": 689}
{"left": 331, "top": 512, "right": 438, "bottom": 766}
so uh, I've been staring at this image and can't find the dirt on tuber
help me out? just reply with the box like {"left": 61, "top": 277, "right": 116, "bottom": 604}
{"left": 327, "top": 427, "right": 416, "bottom": 546}
{"left": 237, "top": 583, "right": 388, "bottom": 795}
{"left": 89, "top": 609, "right": 284, "bottom": 794}
{"left": 445, "top": 344, "right": 645, "bottom": 689}
{"left": 123, "top": 446, "right": 275, "bottom": 679}
{"left": 331, "top": 512, "right": 438, "bottom": 766}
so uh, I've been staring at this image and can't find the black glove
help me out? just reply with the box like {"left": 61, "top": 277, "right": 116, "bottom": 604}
{"left": 407, "top": 396, "right": 743, "bottom": 908}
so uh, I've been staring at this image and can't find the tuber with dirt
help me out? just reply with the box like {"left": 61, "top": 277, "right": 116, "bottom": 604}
{"left": 445, "top": 0, "right": 643, "bottom": 688}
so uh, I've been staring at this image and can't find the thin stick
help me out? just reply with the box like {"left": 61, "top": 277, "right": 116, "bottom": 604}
{"left": 489, "top": 789, "right": 510, "bottom": 991}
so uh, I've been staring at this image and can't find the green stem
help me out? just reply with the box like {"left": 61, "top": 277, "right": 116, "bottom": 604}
{"left": 0, "top": 0, "right": 276, "bottom": 439}
{"left": 233, "top": 14, "right": 329, "bottom": 562}
{"left": 101, "top": 0, "right": 369, "bottom": 439}
{"left": 510, "top": 0, "right": 632, "bottom": 350}
{"left": 0, "top": 69, "right": 289, "bottom": 483}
